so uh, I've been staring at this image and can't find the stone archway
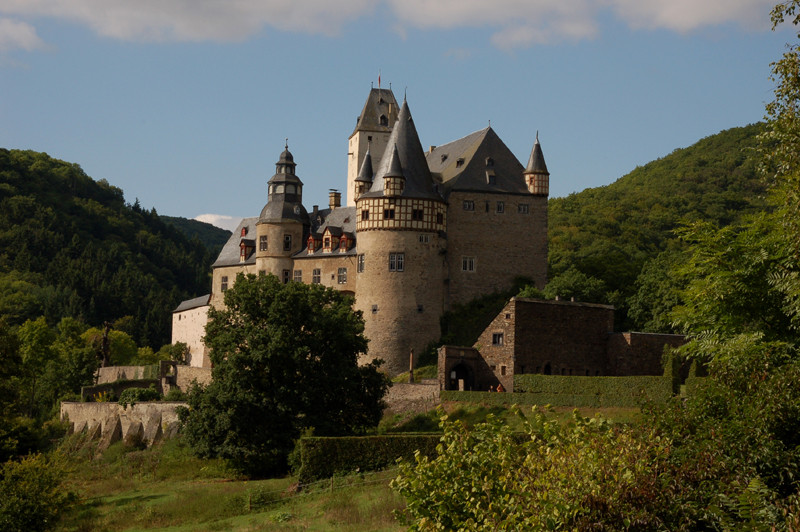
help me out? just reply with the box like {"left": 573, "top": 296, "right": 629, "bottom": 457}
{"left": 447, "top": 362, "right": 474, "bottom": 391}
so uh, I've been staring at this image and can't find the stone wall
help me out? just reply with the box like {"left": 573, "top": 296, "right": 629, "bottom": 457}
{"left": 174, "top": 365, "right": 213, "bottom": 391}
{"left": 384, "top": 381, "right": 440, "bottom": 415}
{"left": 97, "top": 366, "right": 155, "bottom": 384}
{"left": 446, "top": 192, "right": 547, "bottom": 306}
{"left": 61, "top": 401, "right": 185, "bottom": 449}
{"left": 607, "top": 332, "right": 686, "bottom": 376}
{"left": 172, "top": 305, "right": 210, "bottom": 368}
{"left": 291, "top": 253, "right": 357, "bottom": 293}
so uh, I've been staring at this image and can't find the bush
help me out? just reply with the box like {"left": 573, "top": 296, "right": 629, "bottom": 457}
{"left": 164, "top": 388, "right": 187, "bottom": 401}
{"left": 512, "top": 374, "right": 673, "bottom": 407}
{"left": 118, "top": 385, "right": 162, "bottom": 408}
{"left": 295, "top": 434, "right": 441, "bottom": 484}
{"left": 0, "top": 453, "right": 74, "bottom": 531}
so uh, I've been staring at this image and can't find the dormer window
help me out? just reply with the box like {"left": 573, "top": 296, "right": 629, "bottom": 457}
{"left": 380, "top": 114, "right": 388, "bottom": 126}
{"left": 486, "top": 171, "right": 496, "bottom": 185}
{"left": 440, "top": 154, "right": 448, "bottom": 163}
{"left": 486, "top": 157, "right": 494, "bottom": 167}
{"left": 456, "top": 158, "right": 464, "bottom": 168}
{"left": 241, "top": 227, "right": 247, "bottom": 236}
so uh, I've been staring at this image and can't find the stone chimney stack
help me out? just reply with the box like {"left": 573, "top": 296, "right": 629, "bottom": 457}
{"left": 329, "top": 190, "right": 341, "bottom": 210}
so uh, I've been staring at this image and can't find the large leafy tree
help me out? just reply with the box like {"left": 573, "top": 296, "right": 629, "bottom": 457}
{"left": 180, "top": 273, "right": 389, "bottom": 476}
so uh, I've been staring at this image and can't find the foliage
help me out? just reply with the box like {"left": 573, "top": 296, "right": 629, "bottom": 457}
{"left": 295, "top": 434, "right": 440, "bottom": 484}
{"left": 180, "top": 273, "right": 390, "bottom": 476}
{"left": 0, "top": 149, "right": 215, "bottom": 348}
{"left": 160, "top": 215, "right": 231, "bottom": 250}
{"left": 118, "top": 385, "right": 162, "bottom": 408}
{"left": 513, "top": 374, "right": 673, "bottom": 406}
{"left": 0, "top": 453, "right": 73, "bottom": 532}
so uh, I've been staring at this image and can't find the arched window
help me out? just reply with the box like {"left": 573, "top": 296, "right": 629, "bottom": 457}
{"left": 379, "top": 114, "right": 388, "bottom": 126}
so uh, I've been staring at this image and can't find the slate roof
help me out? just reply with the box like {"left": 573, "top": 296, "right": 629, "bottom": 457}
{"left": 295, "top": 206, "right": 358, "bottom": 258}
{"left": 525, "top": 135, "right": 549, "bottom": 175}
{"left": 426, "top": 127, "right": 529, "bottom": 199}
{"left": 359, "top": 99, "right": 444, "bottom": 202}
{"left": 173, "top": 294, "right": 210, "bottom": 313}
{"left": 351, "top": 88, "right": 399, "bottom": 136}
{"left": 212, "top": 217, "right": 259, "bottom": 268}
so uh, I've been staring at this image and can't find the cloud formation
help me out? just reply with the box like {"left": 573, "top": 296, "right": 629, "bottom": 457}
{"left": 0, "top": 0, "right": 778, "bottom": 51}
{"left": 0, "top": 17, "right": 45, "bottom": 52}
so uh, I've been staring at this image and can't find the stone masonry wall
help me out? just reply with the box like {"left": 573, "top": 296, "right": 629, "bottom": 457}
{"left": 607, "top": 332, "right": 686, "bottom": 376}
{"left": 513, "top": 298, "right": 615, "bottom": 377}
{"left": 174, "top": 365, "right": 213, "bottom": 391}
{"left": 97, "top": 366, "right": 152, "bottom": 384}
{"left": 446, "top": 192, "right": 547, "bottom": 306}
{"left": 61, "top": 401, "right": 186, "bottom": 447}
{"left": 172, "top": 304, "right": 210, "bottom": 367}
{"left": 472, "top": 301, "right": 517, "bottom": 391}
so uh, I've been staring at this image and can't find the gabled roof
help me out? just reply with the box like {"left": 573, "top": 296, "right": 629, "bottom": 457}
{"left": 351, "top": 88, "right": 399, "bottom": 136}
{"left": 427, "top": 127, "right": 529, "bottom": 198}
{"left": 359, "top": 99, "right": 443, "bottom": 202}
{"left": 212, "top": 217, "right": 259, "bottom": 268}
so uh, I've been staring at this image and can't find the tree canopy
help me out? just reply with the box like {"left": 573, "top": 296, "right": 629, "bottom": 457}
{"left": 180, "top": 273, "right": 390, "bottom": 476}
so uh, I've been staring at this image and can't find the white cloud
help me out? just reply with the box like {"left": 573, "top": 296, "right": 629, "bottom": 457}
{"left": 0, "top": 0, "right": 779, "bottom": 50}
{"left": 0, "top": 17, "right": 45, "bottom": 52}
{"left": 194, "top": 214, "right": 241, "bottom": 233}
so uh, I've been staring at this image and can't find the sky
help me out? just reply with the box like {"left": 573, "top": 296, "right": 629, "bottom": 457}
{"left": 0, "top": 0, "right": 794, "bottom": 231}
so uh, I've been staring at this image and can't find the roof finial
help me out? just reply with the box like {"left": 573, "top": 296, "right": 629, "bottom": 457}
{"left": 378, "top": 69, "right": 381, "bottom": 89}
{"left": 536, "top": 130, "right": 539, "bottom": 142}
{"left": 488, "top": 119, "right": 491, "bottom": 128}
{"left": 285, "top": 138, "right": 289, "bottom": 149}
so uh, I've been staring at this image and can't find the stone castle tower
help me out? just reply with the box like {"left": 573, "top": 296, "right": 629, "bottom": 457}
{"left": 175, "top": 85, "right": 549, "bottom": 375}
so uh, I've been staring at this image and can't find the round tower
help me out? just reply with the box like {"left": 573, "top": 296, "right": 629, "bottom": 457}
{"left": 353, "top": 99, "right": 447, "bottom": 374}
{"left": 256, "top": 143, "right": 309, "bottom": 282}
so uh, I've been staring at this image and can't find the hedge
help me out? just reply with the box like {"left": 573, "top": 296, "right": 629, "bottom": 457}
{"left": 295, "top": 434, "right": 441, "bottom": 484}
{"left": 442, "top": 375, "right": 674, "bottom": 408}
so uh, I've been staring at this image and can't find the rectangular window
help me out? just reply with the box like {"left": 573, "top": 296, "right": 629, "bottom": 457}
{"left": 312, "top": 269, "right": 321, "bottom": 284}
{"left": 293, "top": 270, "right": 302, "bottom": 282}
{"left": 496, "top": 201, "right": 505, "bottom": 213}
{"left": 283, "top": 234, "right": 292, "bottom": 251}
{"left": 389, "top": 252, "right": 404, "bottom": 272}
{"left": 221, "top": 276, "right": 229, "bottom": 292}
{"left": 462, "top": 256, "right": 476, "bottom": 272}
{"left": 501, "top": 365, "right": 507, "bottom": 375}
{"left": 419, "top": 234, "right": 430, "bottom": 243}
{"left": 259, "top": 235, "right": 268, "bottom": 251}
{"left": 357, "top": 254, "right": 365, "bottom": 273}
{"left": 282, "top": 269, "right": 290, "bottom": 284}
{"left": 462, "top": 200, "right": 474, "bottom": 211}
{"left": 383, "top": 209, "right": 395, "bottom": 220}
{"left": 518, "top": 203, "right": 529, "bottom": 214}
{"left": 412, "top": 209, "right": 424, "bottom": 221}
{"left": 436, "top": 213, "right": 443, "bottom": 224}
{"left": 337, "top": 267, "right": 347, "bottom": 284}
{"left": 492, "top": 333, "right": 504, "bottom": 346}
{"left": 361, "top": 209, "right": 369, "bottom": 220}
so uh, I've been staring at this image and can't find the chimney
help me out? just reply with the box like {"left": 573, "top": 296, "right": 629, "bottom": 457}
{"left": 329, "top": 190, "right": 341, "bottom": 210}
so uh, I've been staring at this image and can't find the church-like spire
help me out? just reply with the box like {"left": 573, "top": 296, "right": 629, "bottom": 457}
{"left": 355, "top": 145, "right": 374, "bottom": 183}
{"left": 524, "top": 133, "right": 549, "bottom": 196}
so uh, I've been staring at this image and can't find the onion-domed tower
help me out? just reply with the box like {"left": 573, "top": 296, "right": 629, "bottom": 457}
{"left": 255, "top": 143, "right": 310, "bottom": 282}
{"left": 354, "top": 98, "right": 448, "bottom": 373}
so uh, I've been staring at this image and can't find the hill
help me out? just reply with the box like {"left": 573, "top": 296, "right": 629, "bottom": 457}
{"left": 160, "top": 215, "right": 231, "bottom": 251}
{"left": 0, "top": 149, "right": 214, "bottom": 348}
{"left": 545, "top": 123, "right": 768, "bottom": 328}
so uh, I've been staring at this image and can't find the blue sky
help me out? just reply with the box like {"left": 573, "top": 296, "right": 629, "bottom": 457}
{"left": 0, "top": 0, "right": 792, "bottom": 231}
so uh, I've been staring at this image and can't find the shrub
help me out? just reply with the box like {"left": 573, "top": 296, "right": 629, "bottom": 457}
{"left": 0, "top": 453, "right": 74, "bottom": 531}
{"left": 296, "top": 434, "right": 440, "bottom": 484}
{"left": 118, "top": 385, "right": 162, "bottom": 408}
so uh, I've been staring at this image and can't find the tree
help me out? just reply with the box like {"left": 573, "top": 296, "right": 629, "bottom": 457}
{"left": 180, "top": 273, "right": 389, "bottom": 476}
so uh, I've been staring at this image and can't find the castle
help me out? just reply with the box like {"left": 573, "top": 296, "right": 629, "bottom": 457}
{"left": 172, "top": 86, "right": 549, "bottom": 375}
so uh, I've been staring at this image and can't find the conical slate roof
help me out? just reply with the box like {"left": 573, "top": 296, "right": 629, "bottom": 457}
{"left": 360, "top": 99, "right": 443, "bottom": 201}
{"left": 525, "top": 134, "right": 549, "bottom": 175}
{"left": 355, "top": 147, "right": 373, "bottom": 183}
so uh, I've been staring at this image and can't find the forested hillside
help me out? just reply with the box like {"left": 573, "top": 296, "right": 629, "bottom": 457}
{"left": 0, "top": 149, "right": 215, "bottom": 348}
{"left": 545, "top": 123, "right": 768, "bottom": 329}
{"left": 161, "top": 215, "right": 231, "bottom": 250}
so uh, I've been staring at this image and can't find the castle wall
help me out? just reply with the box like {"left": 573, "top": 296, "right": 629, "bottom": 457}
{"left": 511, "top": 298, "right": 614, "bottom": 377}
{"left": 607, "top": 332, "right": 686, "bottom": 376}
{"left": 354, "top": 230, "right": 447, "bottom": 374}
{"left": 292, "top": 254, "right": 357, "bottom": 293}
{"left": 471, "top": 301, "right": 518, "bottom": 391}
{"left": 210, "top": 264, "right": 259, "bottom": 308}
{"left": 445, "top": 192, "right": 547, "bottom": 306}
{"left": 172, "top": 305, "right": 210, "bottom": 367}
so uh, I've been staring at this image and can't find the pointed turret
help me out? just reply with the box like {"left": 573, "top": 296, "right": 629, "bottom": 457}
{"left": 259, "top": 142, "right": 309, "bottom": 224}
{"left": 354, "top": 145, "right": 373, "bottom": 200}
{"left": 362, "top": 98, "right": 441, "bottom": 201}
{"left": 383, "top": 144, "right": 405, "bottom": 196}
{"left": 524, "top": 133, "right": 549, "bottom": 196}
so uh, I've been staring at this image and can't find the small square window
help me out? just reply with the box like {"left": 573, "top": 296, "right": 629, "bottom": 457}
{"left": 293, "top": 270, "right": 302, "bottom": 282}
{"left": 462, "top": 256, "right": 475, "bottom": 272}
{"left": 492, "top": 333, "right": 504, "bottom": 346}
{"left": 221, "top": 276, "right": 228, "bottom": 292}
{"left": 372, "top": 304, "right": 378, "bottom": 314}
{"left": 337, "top": 267, "right": 347, "bottom": 284}
{"left": 389, "top": 252, "right": 404, "bottom": 272}
{"left": 463, "top": 200, "right": 474, "bottom": 211}
{"left": 518, "top": 203, "right": 529, "bottom": 214}
{"left": 259, "top": 235, "right": 268, "bottom": 251}
{"left": 384, "top": 209, "right": 395, "bottom": 220}
{"left": 361, "top": 209, "right": 369, "bottom": 220}
{"left": 419, "top": 234, "right": 430, "bottom": 243}
{"left": 436, "top": 213, "right": 443, "bottom": 224}
{"left": 283, "top": 234, "right": 292, "bottom": 251}
{"left": 412, "top": 209, "right": 424, "bottom": 221}
{"left": 312, "top": 269, "right": 321, "bottom": 284}
{"left": 501, "top": 365, "right": 507, "bottom": 376}
{"left": 496, "top": 201, "right": 505, "bottom": 214}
